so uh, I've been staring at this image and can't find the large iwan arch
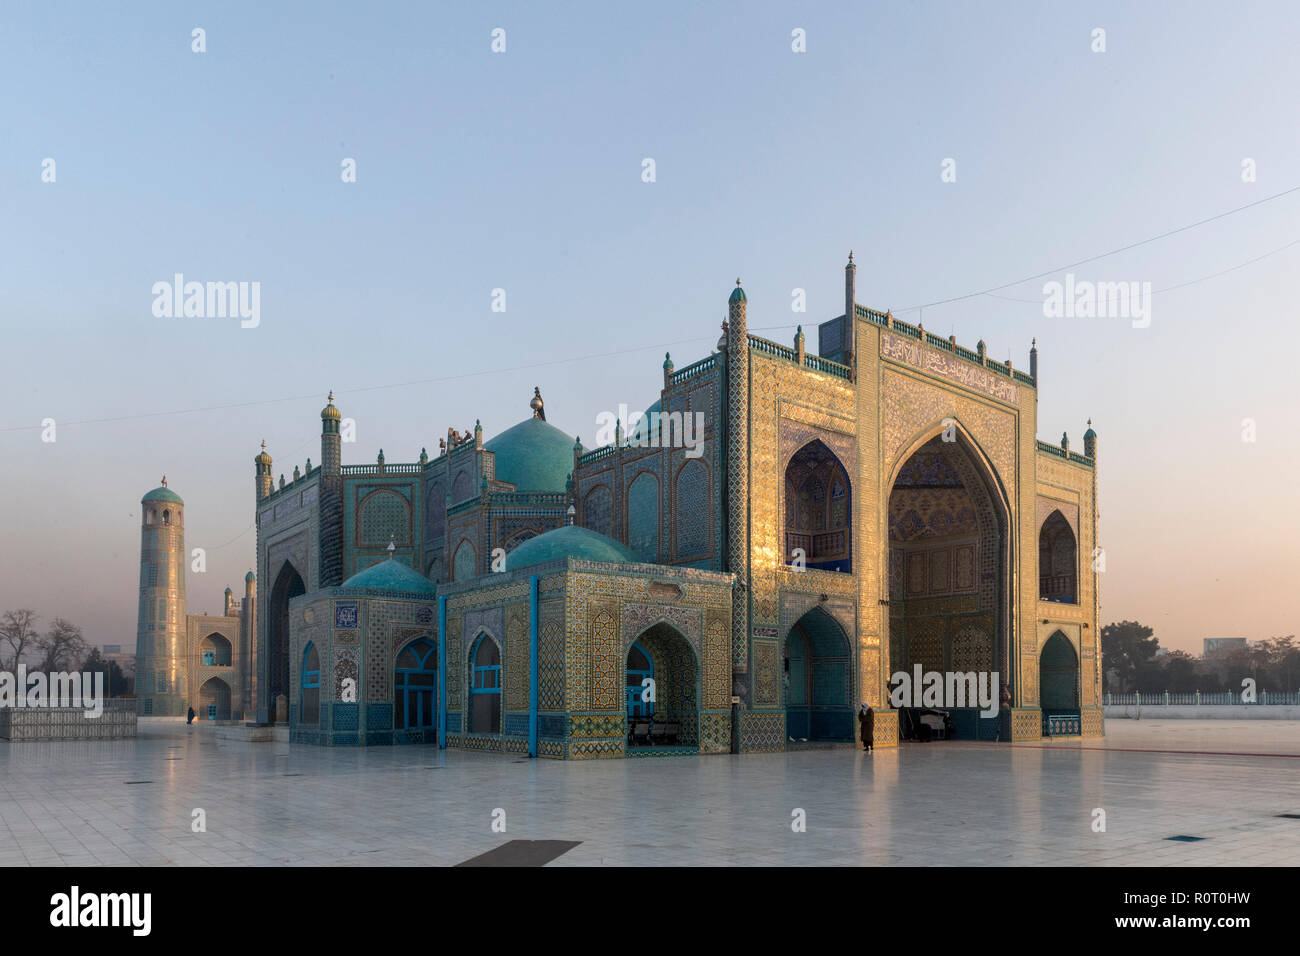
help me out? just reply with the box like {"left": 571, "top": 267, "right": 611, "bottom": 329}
{"left": 886, "top": 425, "right": 1011, "bottom": 738}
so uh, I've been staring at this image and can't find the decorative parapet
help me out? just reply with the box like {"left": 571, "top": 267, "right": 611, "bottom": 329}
{"left": 340, "top": 462, "right": 422, "bottom": 476}
{"left": 1036, "top": 439, "right": 1094, "bottom": 468}
{"left": 853, "top": 304, "right": 1037, "bottom": 388}
{"left": 577, "top": 444, "right": 618, "bottom": 467}
{"left": 669, "top": 353, "right": 717, "bottom": 386}
{"left": 748, "top": 334, "right": 851, "bottom": 380}
{"left": 259, "top": 467, "right": 320, "bottom": 506}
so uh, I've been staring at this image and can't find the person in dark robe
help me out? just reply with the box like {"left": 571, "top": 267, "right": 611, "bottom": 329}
{"left": 186, "top": 706, "right": 196, "bottom": 725}
{"left": 858, "top": 702, "right": 874, "bottom": 751}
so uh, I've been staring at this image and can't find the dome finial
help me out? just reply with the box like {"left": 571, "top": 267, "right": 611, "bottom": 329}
{"left": 387, "top": 538, "right": 396, "bottom": 558}
{"left": 848, "top": 250, "right": 854, "bottom": 264}
{"left": 161, "top": 475, "right": 166, "bottom": 487}
{"left": 530, "top": 386, "right": 545, "bottom": 421}
{"left": 328, "top": 390, "right": 334, "bottom": 404}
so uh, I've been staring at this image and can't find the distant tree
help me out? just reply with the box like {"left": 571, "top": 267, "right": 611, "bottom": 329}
{"left": 1161, "top": 651, "right": 1200, "bottom": 693}
{"left": 0, "top": 609, "right": 39, "bottom": 672}
{"left": 80, "top": 646, "right": 129, "bottom": 697}
{"left": 35, "top": 618, "right": 87, "bottom": 672}
{"left": 1101, "top": 621, "right": 1159, "bottom": 693}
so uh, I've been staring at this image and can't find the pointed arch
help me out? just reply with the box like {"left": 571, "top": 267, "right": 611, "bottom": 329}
{"left": 267, "top": 560, "right": 305, "bottom": 723}
{"left": 300, "top": 641, "right": 320, "bottom": 725}
{"left": 1039, "top": 509, "right": 1078, "bottom": 603}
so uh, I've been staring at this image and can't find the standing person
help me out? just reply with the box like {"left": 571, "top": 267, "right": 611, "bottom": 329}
{"left": 858, "top": 702, "right": 874, "bottom": 752}
{"left": 186, "top": 706, "right": 196, "bottom": 725}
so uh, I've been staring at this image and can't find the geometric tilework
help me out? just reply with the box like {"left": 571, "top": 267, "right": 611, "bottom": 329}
{"left": 589, "top": 608, "right": 619, "bottom": 710}
{"left": 739, "top": 712, "right": 785, "bottom": 753}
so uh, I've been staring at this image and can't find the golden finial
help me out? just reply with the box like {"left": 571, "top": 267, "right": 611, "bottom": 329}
{"left": 161, "top": 475, "right": 166, "bottom": 487}
{"left": 327, "top": 390, "right": 334, "bottom": 404}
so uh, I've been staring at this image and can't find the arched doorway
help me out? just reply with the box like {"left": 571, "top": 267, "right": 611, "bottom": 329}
{"left": 1039, "top": 510, "right": 1078, "bottom": 603}
{"left": 468, "top": 633, "right": 501, "bottom": 733}
{"left": 625, "top": 623, "right": 698, "bottom": 750}
{"left": 784, "top": 606, "right": 853, "bottom": 742}
{"left": 395, "top": 637, "right": 438, "bottom": 736}
{"left": 887, "top": 430, "right": 1010, "bottom": 740}
{"left": 784, "top": 440, "right": 852, "bottom": 572}
{"left": 267, "top": 562, "right": 305, "bottom": 723}
{"left": 300, "top": 642, "right": 320, "bottom": 725}
{"left": 198, "top": 677, "right": 231, "bottom": 720}
{"left": 1040, "top": 632, "right": 1080, "bottom": 735}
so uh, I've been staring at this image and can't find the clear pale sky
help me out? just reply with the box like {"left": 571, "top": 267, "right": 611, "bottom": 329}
{"left": 2, "top": 1, "right": 1297, "bottom": 655}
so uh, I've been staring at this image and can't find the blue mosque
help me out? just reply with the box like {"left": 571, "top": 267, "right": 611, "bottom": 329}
{"left": 147, "top": 258, "right": 1103, "bottom": 757}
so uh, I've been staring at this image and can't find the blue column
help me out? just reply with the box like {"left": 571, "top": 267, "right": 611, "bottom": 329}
{"left": 438, "top": 595, "right": 447, "bottom": 750}
{"left": 529, "top": 575, "right": 539, "bottom": 758}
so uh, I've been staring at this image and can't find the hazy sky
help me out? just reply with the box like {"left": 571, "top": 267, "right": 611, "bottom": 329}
{"left": 2, "top": 1, "right": 1297, "bottom": 655}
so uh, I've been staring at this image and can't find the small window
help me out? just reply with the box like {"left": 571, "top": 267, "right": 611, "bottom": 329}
{"left": 202, "top": 650, "right": 215, "bottom": 666}
{"left": 469, "top": 635, "right": 501, "bottom": 733}
{"left": 162, "top": 510, "right": 170, "bottom": 525}
{"left": 300, "top": 642, "right": 320, "bottom": 725}
{"left": 207, "top": 704, "right": 217, "bottom": 720}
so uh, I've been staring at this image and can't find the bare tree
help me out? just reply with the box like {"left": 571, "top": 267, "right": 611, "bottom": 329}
{"left": 0, "top": 609, "right": 39, "bottom": 672}
{"left": 35, "top": 618, "right": 87, "bottom": 672}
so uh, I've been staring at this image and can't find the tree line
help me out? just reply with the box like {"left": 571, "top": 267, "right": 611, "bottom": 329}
{"left": 1101, "top": 621, "right": 1299, "bottom": 694}
{"left": 0, "top": 609, "right": 131, "bottom": 696}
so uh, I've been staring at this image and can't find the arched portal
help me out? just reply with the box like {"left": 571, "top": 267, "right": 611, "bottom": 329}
{"left": 267, "top": 562, "right": 305, "bottom": 723}
{"left": 887, "top": 430, "right": 1010, "bottom": 739}
{"left": 784, "top": 440, "right": 852, "bottom": 572}
{"left": 198, "top": 676, "right": 231, "bottom": 720}
{"left": 1039, "top": 510, "right": 1078, "bottom": 603}
{"left": 783, "top": 606, "right": 854, "bottom": 741}
{"left": 625, "top": 623, "right": 699, "bottom": 749}
{"left": 395, "top": 637, "right": 438, "bottom": 734}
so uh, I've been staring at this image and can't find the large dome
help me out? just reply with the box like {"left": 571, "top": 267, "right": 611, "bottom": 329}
{"left": 484, "top": 416, "right": 579, "bottom": 493}
{"left": 342, "top": 558, "right": 435, "bottom": 595}
{"left": 507, "top": 525, "right": 639, "bottom": 570}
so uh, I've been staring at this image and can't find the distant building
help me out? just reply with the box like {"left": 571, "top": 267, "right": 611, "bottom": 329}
{"left": 1204, "top": 637, "right": 1248, "bottom": 658}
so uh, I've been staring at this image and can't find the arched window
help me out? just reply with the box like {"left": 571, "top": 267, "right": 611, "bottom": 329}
{"left": 784, "top": 440, "right": 852, "bottom": 572}
{"left": 145, "top": 509, "right": 153, "bottom": 525}
{"left": 468, "top": 634, "right": 501, "bottom": 733}
{"left": 1039, "top": 510, "right": 1078, "bottom": 603}
{"left": 300, "top": 642, "right": 320, "bottom": 725}
{"left": 395, "top": 638, "right": 437, "bottom": 732}
{"left": 200, "top": 633, "right": 232, "bottom": 666}
{"left": 626, "top": 642, "right": 654, "bottom": 718}
{"left": 453, "top": 540, "right": 477, "bottom": 582}
{"left": 162, "top": 509, "right": 170, "bottom": 525}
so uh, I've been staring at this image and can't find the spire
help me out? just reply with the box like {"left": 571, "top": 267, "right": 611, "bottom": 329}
{"left": 387, "top": 538, "right": 396, "bottom": 558}
{"left": 160, "top": 475, "right": 167, "bottom": 487}
{"left": 531, "top": 386, "right": 546, "bottom": 421}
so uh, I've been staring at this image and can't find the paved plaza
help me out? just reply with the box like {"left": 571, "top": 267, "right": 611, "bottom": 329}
{"left": 0, "top": 719, "right": 1296, "bottom": 866}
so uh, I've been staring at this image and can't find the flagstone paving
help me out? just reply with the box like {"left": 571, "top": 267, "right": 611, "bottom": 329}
{"left": 0, "top": 719, "right": 1295, "bottom": 866}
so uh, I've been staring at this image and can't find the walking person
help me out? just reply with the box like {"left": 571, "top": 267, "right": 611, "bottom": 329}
{"left": 858, "top": 702, "right": 874, "bottom": 752}
{"left": 186, "top": 706, "right": 196, "bottom": 725}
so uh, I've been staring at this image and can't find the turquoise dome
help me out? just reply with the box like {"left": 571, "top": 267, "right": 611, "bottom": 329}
{"left": 245, "top": 571, "right": 256, "bottom": 583}
{"left": 729, "top": 281, "right": 746, "bottom": 302}
{"left": 485, "top": 417, "right": 580, "bottom": 493}
{"left": 142, "top": 485, "right": 183, "bottom": 505}
{"left": 507, "top": 525, "right": 639, "bottom": 569}
{"left": 342, "top": 558, "right": 435, "bottom": 595}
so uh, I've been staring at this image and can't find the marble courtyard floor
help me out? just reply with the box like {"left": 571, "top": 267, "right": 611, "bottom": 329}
{"left": 0, "top": 719, "right": 1296, "bottom": 866}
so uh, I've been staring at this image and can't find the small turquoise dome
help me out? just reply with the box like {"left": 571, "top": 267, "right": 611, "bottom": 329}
{"left": 142, "top": 485, "right": 183, "bottom": 505}
{"left": 485, "top": 417, "right": 581, "bottom": 493}
{"left": 1084, "top": 424, "right": 1097, "bottom": 440}
{"left": 729, "top": 280, "right": 746, "bottom": 303}
{"left": 507, "top": 525, "right": 639, "bottom": 569}
{"left": 342, "top": 558, "right": 435, "bottom": 595}
{"left": 245, "top": 571, "right": 256, "bottom": 583}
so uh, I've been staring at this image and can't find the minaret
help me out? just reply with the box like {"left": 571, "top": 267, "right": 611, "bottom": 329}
{"left": 255, "top": 441, "right": 273, "bottom": 500}
{"left": 726, "top": 279, "right": 750, "bottom": 707}
{"left": 320, "top": 392, "right": 344, "bottom": 587}
{"left": 241, "top": 570, "right": 256, "bottom": 718}
{"left": 844, "top": 252, "right": 856, "bottom": 373}
{"left": 134, "top": 477, "right": 188, "bottom": 716}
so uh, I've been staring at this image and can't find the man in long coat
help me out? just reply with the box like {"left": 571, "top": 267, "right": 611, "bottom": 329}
{"left": 858, "top": 702, "right": 874, "bottom": 752}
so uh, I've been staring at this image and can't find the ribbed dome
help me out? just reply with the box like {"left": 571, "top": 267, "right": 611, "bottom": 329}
{"left": 729, "top": 280, "right": 746, "bottom": 302}
{"left": 507, "top": 525, "right": 639, "bottom": 570}
{"left": 321, "top": 391, "right": 341, "bottom": 421}
{"left": 342, "top": 558, "right": 435, "bottom": 595}
{"left": 245, "top": 571, "right": 256, "bottom": 582}
{"left": 485, "top": 417, "right": 580, "bottom": 493}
